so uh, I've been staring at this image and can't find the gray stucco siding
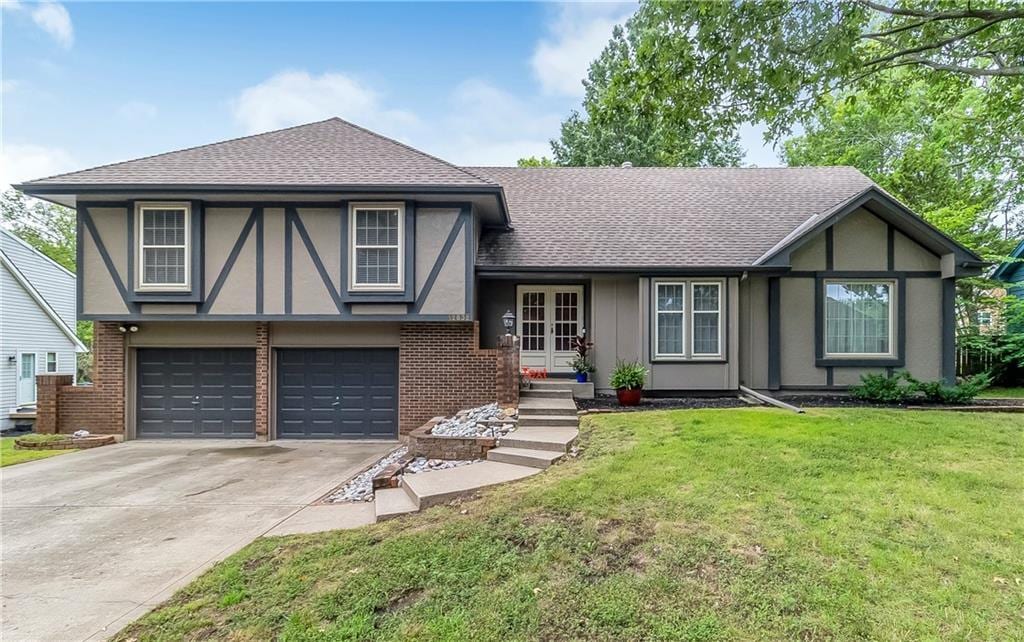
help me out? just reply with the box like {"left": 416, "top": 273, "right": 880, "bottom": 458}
{"left": 78, "top": 200, "right": 475, "bottom": 320}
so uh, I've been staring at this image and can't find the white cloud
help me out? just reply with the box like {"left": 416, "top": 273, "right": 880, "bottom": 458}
{"left": 0, "top": 143, "right": 77, "bottom": 190}
{"left": 531, "top": 2, "right": 635, "bottom": 97}
{"left": 426, "top": 79, "right": 561, "bottom": 165}
{"left": 4, "top": 1, "right": 74, "bottom": 49}
{"left": 31, "top": 2, "right": 73, "bottom": 48}
{"left": 232, "top": 70, "right": 418, "bottom": 136}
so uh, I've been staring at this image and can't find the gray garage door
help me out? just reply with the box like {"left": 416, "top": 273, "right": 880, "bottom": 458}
{"left": 136, "top": 348, "right": 256, "bottom": 439}
{"left": 276, "top": 348, "right": 398, "bottom": 439}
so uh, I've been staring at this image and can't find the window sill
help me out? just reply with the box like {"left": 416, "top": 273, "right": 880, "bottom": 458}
{"left": 652, "top": 357, "right": 727, "bottom": 364}
{"left": 816, "top": 357, "right": 903, "bottom": 368}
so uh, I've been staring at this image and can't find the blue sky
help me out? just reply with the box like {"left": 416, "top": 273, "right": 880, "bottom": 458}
{"left": 1, "top": 1, "right": 780, "bottom": 188}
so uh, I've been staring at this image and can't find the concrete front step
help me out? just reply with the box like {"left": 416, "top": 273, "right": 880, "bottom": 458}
{"left": 519, "top": 389, "right": 574, "bottom": 400}
{"left": 518, "top": 397, "right": 578, "bottom": 416}
{"left": 526, "top": 380, "right": 595, "bottom": 399}
{"left": 401, "top": 461, "right": 540, "bottom": 509}
{"left": 374, "top": 487, "right": 418, "bottom": 520}
{"left": 500, "top": 426, "right": 579, "bottom": 452}
{"left": 487, "top": 446, "right": 564, "bottom": 469}
{"left": 518, "top": 414, "right": 580, "bottom": 428}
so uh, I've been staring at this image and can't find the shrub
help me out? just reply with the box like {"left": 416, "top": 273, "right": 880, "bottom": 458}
{"left": 850, "top": 371, "right": 917, "bottom": 403}
{"left": 609, "top": 360, "right": 647, "bottom": 390}
{"left": 915, "top": 374, "right": 991, "bottom": 404}
{"left": 16, "top": 433, "right": 66, "bottom": 443}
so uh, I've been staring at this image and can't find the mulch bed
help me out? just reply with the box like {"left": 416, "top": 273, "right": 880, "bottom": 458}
{"left": 577, "top": 395, "right": 749, "bottom": 413}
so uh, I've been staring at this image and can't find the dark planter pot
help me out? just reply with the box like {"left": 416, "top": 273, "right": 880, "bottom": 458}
{"left": 575, "top": 372, "right": 589, "bottom": 383}
{"left": 616, "top": 387, "right": 642, "bottom": 406}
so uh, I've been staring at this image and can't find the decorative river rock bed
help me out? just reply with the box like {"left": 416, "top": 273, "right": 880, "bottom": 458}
{"left": 429, "top": 402, "right": 518, "bottom": 438}
{"left": 326, "top": 403, "right": 518, "bottom": 503}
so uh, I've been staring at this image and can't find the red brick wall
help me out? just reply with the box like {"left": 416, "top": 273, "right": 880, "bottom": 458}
{"left": 398, "top": 322, "right": 519, "bottom": 435}
{"left": 255, "top": 322, "right": 269, "bottom": 439}
{"left": 36, "top": 321, "right": 126, "bottom": 435}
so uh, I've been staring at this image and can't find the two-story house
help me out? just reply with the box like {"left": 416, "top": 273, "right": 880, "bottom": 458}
{"left": 15, "top": 118, "right": 984, "bottom": 441}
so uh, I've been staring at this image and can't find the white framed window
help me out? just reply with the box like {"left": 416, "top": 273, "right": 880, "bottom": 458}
{"left": 654, "top": 281, "right": 686, "bottom": 358}
{"left": 349, "top": 202, "right": 404, "bottom": 291}
{"left": 691, "top": 282, "right": 722, "bottom": 357}
{"left": 137, "top": 202, "right": 190, "bottom": 291}
{"left": 824, "top": 280, "right": 895, "bottom": 357}
{"left": 977, "top": 310, "right": 992, "bottom": 328}
{"left": 46, "top": 352, "right": 58, "bottom": 373}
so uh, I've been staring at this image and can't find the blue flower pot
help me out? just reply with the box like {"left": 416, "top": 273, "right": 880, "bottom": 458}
{"left": 575, "top": 372, "right": 588, "bottom": 383}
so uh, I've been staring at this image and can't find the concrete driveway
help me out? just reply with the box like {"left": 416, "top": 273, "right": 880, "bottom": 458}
{"left": 1, "top": 439, "right": 393, "bottom": 641}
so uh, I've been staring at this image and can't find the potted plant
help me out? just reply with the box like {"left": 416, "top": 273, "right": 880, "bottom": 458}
{"left": 609, "top": 360, "right": 647, "bottom": 406}
{"left": 570, "top": 334, "right": 595, "bottom": 383}
{"left": 569, "top": 356, "right": 595, "bottom": 383}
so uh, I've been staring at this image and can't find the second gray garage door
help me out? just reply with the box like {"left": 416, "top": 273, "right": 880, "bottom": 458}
{"left": 276, "top": 348, "right": 398, "bottom": 439}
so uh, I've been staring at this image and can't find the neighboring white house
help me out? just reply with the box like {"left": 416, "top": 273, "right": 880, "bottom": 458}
{"left": 0, "top": 228, "right": 86, "bottom": 430}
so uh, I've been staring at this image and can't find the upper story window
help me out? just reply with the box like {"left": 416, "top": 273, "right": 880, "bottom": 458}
{"left": 137, "top": 202, "right": 190, "bottom": 291}
{"left": 46, "top": 352, "right": 58, "bottom": 373}
{"left": 824, "top": 280, "right": 894, "bottom": 357}
{"left": 653, "top": 279, "right": 724, "bottom": 360}
{"left": 350, "top": 202, "right": 403, "bottom": 291}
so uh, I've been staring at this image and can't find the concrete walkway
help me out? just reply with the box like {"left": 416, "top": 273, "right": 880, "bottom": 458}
{"left": 1, "top": 439, "right": 392, "bottom": 641}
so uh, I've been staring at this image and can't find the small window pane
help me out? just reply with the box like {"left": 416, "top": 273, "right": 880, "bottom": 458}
{"left": 144, "top": 247, "right": 186, "bottom": 285}
{"left": 46, "top": 352, "right": 58, "bottom": 373}
{"left": 657, "top": 284, "right": 684, "bottom": 312}
{"left": 657, "top": 312, "right": 684, "bottom": 355}
{"left": 356, "top": 248, "right": 399, "bottom": 285}
{"left": 693, "top": 313, "right": 719, "bottom": 355}
{"left": 693, "top": 284, "right": 719, "bottom": 312}
{"left": 825, "top": 282, "right": 892, "bottom": 355}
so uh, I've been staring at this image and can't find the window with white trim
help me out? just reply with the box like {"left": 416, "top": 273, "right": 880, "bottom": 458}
{"left": 655, "top": 282, "right": 686, "bottom": 358}
{"left": 46, "top": 352, "right": 57, "bottom": 373}
{"left": 824, "top": 280, "right": 894, "bottom": 356}
{"left": 350, "top": 203, "right": 403, "bottom": 290}
{"left": 138, "top": 203, "right": 189, "bottom": 290}
{"left": 691, "top": 283, "right": 721, "bottom": 356}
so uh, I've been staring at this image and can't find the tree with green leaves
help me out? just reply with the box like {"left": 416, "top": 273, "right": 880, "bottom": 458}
{"left": 516, "top": 156, "right": 556, "bottom": 167}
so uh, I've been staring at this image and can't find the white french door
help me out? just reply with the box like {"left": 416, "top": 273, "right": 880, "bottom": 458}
{"left": 516, "top": 285, "right": 583, "bottom": 373}
{"left": 17, "top": 353, "right": 36, "bottom": 405}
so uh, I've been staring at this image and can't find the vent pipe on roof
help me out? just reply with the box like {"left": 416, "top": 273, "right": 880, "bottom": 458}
{"left": 621, "top": 161, "right": 633, "bottom": 168}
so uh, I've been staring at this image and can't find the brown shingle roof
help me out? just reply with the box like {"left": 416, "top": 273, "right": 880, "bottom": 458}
{"left": 19, "top": 118, "right": 494, "bottom": 188}
{"left": 468, "top": 166, "right": 876, "bottom": 269}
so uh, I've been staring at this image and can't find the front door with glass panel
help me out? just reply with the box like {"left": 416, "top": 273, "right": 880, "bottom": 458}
{"left": 17, "top": 353, "right": 36, "bottom": 405}
{"left": 517, "top": 285, "right": 583, "bottom": 372}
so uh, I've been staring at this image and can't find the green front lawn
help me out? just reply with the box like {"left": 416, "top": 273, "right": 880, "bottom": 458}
{"left": 979, "top": 386, "right": 1024, "bottom": 399}
{"left": 0, "top": 435, "right": 73, "bottom": 467}
{"left": 119, "top": 409, "right": 1023, "bottom": 641}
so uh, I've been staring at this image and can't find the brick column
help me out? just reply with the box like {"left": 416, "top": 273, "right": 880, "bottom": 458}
{"left": 495, "top": 334, "right": 520, "bottom": 408}
{"left": 255, "top": 322, "right": 269, "bottom": 439}
{"left": 34, "top": 374, "right": 73, "bottom": 434}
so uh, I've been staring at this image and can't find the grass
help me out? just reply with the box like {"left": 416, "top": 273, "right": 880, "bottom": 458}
{"left": 0, "top": 435, "right": 73, "bottom": 467}
{"left": 117, "top": 409, "right": 1023, "bottom": 642}
{"left": 978, "top": 386, "right": 1024, "bottom": 399}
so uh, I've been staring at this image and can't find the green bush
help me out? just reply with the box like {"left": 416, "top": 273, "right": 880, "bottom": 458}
{"left": 16, "top": 433, "right": 66, "bottom": 443}
{"left": 851, "top": 371, "right": 991, "bottom": 404}
{"left": 609, "top": 360, "right": 648, "bottom": 390}
{"left": 915, "top": 374, "right": 991, "bottom": 404}
{"left": 850, "top": 371, "right": 917, "bottom": 403}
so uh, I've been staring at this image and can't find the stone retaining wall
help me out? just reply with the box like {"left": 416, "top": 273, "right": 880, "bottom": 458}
{"left": 407, "top": 417, "right": 497, "bottom": 460}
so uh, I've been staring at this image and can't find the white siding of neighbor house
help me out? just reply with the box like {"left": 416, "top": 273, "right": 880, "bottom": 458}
{"left": 0, "top": 230, "right": 80, "bottom": 429}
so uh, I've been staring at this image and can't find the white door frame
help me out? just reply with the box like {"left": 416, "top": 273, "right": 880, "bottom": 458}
{"left": 515, "top": 285, "right": 584, "bottom": 373}
{"left": 17, "top": 352, "right": 37, "bottom": 405}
